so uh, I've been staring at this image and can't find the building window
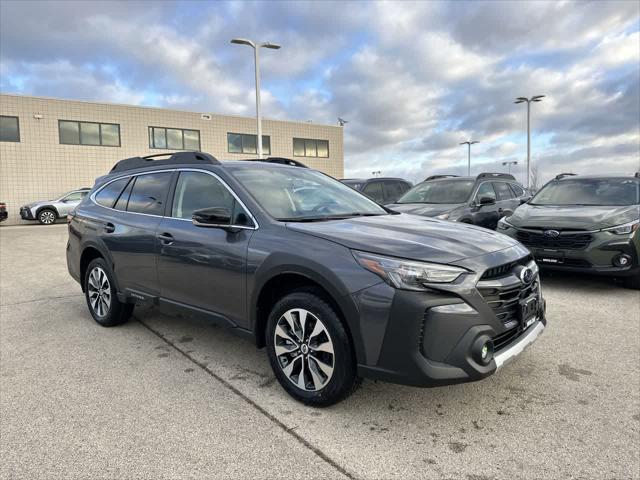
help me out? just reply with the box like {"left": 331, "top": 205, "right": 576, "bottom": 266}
{"left": 59, "top": 120, "right": 120, "bottom": 146}
{"left": 293, "top": 138, "right": 329, "bottom": 158}
{"left": 149, "top": 127, "right": 200, "bottom": 150}
{"left": 0, "top": 116, "right": 20, "bottom": 142}
{"left": 227, "top": 133, "right": 271, "bottom": 155}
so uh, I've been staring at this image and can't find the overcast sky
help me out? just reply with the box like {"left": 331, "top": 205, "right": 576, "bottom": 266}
{"left": 1, "top": 0, "right": 638, "bottom": 184}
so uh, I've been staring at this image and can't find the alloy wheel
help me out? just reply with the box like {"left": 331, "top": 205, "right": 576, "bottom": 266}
{"left": 87, "top": 267, "right": 111, "bottom": 318}
{"left": 40, "top": 211, "right": 55, "bottom": 224}
{"left": 274, "top": 308, "right": 335, "bottom": 391}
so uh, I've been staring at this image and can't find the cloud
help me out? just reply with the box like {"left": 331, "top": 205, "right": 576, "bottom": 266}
{"left": 0, "top": 0, "right": 638, "bottom": 186}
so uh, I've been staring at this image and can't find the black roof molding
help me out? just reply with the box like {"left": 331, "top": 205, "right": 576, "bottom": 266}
{"left": 249, "top": 157, "right": 309, "bottom": 168}
{"left": 424, "top": 175, "right": 460, "bottom": 181}
{"left": 555, "top": 172, "right": 577, "bottom": 180}
{"left": 477, "top": 172, "right": 516, "bottom": 180}
{"left": 110, "top": 151, "right": 220, "bottom": 173}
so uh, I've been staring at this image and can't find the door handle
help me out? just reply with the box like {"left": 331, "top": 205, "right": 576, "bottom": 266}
{"left": 104, "top": 222, "right": 115, "bottom": 233}
{"left": 157, "top": 232, "right": 174, "bottom": 245}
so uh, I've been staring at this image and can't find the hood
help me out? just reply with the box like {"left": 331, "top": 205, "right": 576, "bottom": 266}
{"left": 385, "top": 203, "right": 463, "bottom": 217}
{"left": 286, "top": 213, "right": 518, "bottom": 264}
{"left": 509, "top": 204, "right": 640, "bottom": 230}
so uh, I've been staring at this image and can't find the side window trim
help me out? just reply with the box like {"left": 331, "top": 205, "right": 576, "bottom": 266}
{"left": 90, "top": 168, "right": 259, "bottom": 229}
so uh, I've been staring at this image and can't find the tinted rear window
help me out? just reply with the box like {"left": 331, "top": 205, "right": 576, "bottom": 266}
{"left": 127, "top": 172, "right": 173, "bottom": 215}
{"left": 95, "top": 177, "right": 130, "bottom": 208}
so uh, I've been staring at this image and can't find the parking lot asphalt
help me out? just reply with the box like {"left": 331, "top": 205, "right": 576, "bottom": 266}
{"left": 1, "top": 224, "right": 638, "bottom": 480}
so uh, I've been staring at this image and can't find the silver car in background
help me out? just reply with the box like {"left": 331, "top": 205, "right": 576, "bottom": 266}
{"left": 20, "top": 188, "right": 90, "bottom": 225}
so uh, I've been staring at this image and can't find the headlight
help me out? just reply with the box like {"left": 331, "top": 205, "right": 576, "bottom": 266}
{"left": 352, "top": 251, "right": 469, "bottom": 290}
{"left": 601, "top": 219, "right": 639, "bottom": 235}
{"left": 497, "top": 216, "right": 513, "bottom": 230}
{"left": 436, "top": 212, "right": 450, "bottom": 220}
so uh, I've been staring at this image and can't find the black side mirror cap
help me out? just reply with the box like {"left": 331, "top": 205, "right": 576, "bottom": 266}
{"left": 192, "top": 207, "right": 232, "bottom": 228}
{"left": 478, "top": 196, "right": 496, "bottom": 206}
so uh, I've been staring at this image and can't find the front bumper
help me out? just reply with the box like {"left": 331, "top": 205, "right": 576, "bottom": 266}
{"left": 355, "top": 252, "right": 547, "bottom": 388}
{"left": 500, "top": 226, "right": 639, "bottom": 278}
{"left": 19, "top": 206, "right": 35, "bottom": 220}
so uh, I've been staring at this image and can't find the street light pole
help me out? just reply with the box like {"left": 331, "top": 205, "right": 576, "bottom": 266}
{"left": 502, "top": 160, "right": 518, "bottom": 174}
{"left": 460, "top": 141, "right": 479, "bottom": 176}
{"left": 231, "top": 38, "right": 281, "bottom": 159}
{"left": 515, "top": 95, "right": 545, "bottom": 189}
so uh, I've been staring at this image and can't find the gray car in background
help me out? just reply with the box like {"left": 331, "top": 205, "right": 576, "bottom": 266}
{"left": 20, "top": 188, "right": 90, "bottom": 224}
{"left": 67, "top": 152, "right": 546, "bottom": 406}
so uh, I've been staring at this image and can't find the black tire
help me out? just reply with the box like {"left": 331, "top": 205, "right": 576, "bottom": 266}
{"left": 266, "top": 291, "right": 359, "bottom": 407}
{"left": 84, "top": 258, "right": 133, "bottom": 327}
{"left": 37, "top": 208, "right": 57, "bottom": 225}
{"left": 623, "top": 274, "right": 640, "bottom": 290}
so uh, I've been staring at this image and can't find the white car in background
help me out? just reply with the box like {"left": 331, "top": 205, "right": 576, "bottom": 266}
{"left": 19, "top": 188, "right": 90, "bottom": 225}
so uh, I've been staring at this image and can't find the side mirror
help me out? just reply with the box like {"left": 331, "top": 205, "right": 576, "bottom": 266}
{"left": 520, "top": 197, "right": 531, "bottom": 205}
{"left": 192, "top": 207, "right": 232, "bottom": 228}
{"left": 478, "top": 196, "right": 496, "bottom": 206}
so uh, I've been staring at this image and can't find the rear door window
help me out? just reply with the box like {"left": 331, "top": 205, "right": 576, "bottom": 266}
{"left": 492, "top": 182, "right": 514, "bottom": 200}
{"left": 362, "top": 181, "right": 385, "bottom": 203}
{"left": 95, "top": 177, "right": 130, "bottom": 208}
{"left": 127, "top": 172, "right": 173, "bottom": 216}
{"left": 114, "top": 178, "right": 134, "bottom": 211}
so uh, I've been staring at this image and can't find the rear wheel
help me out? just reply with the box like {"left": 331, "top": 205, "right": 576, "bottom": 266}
{"left": 266, "top": 291, "right": 359, "bottom": 406}
{"left": 84, "top": 258, "right": 133, "bottom": 327}
{"left": 38, "top": 209, "right": 56, "bottom": 225}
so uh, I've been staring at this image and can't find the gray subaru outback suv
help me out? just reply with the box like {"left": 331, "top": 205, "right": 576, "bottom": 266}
{"left": 67, "top": 152, "right": 546, "bottom": 406}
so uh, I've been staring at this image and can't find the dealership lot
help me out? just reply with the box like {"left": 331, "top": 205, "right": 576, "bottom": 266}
{"left": 1, "top": 224, "right": 638, "bottom": 480}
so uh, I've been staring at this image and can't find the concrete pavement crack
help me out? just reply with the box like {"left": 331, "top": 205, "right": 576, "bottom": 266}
{"left": 1, "top": 293, "right": 83, "bottom": 307}
{"left": 136, "top": 316, "right": 358, "bottom": 480}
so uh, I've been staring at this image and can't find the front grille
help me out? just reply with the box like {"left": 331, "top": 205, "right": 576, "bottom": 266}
{"left": 492, "top": 326, "right": 521, "bottom": 351}
{"left": 480, "top": 255, "right": 533, "bottom": 280}
{"left": 515, "top": 229, "right": 592, "bottom": 250}
{"left": 478, "top": 279, "right": 539, "bottom": 329}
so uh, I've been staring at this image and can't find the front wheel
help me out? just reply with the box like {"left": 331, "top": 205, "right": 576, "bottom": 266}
{"left": 266, "top": 291, "right": 359, "bottom": 407}
{"left": 38, "top": 209, "right": 56, "bottom": 225}
{"left": 84, "top": 258, "right": 133, "bottom": 327}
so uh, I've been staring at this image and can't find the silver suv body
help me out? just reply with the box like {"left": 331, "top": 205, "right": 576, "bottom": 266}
{"left": 20, "top": 188, "right": 90, "bottom": 224}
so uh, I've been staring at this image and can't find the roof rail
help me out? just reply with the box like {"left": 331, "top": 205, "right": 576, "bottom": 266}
{"left": 555, "top": 173, "right": 577, "bottom": 180}
{"left": 110, "top": 151, "right": 220, "bottom": 173}
{"left": 249, "top": 157, "right": 309, "bottom": 168}
{"left": 477, "top": 172, "right": 516, "bottom": 180}
{"left": 424, "top": 175, "right": 459, "bottom": 181}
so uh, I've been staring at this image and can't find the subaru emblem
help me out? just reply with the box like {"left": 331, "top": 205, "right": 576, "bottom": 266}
{"left": 543, "top": 229, "right": 560, "bottom": 238}
{"left": 520, "top": 267, "right": 534, "bottom": 284}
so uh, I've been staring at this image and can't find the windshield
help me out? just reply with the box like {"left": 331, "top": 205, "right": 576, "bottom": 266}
{"left": 530, "top": 179, "right": 640, "bottom": 206}
{"left": 397, "top": 180, "right": 475, "bottom": 204}
{"left": 229, "top": 167, "right": 388, "bottom": 221}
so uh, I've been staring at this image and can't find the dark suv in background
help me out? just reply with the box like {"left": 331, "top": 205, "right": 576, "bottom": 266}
{"left": 340, "top": 177, "right": 412, "bottom": 204}
{"left": 499, "top": 173, "right": 640, "bottom": 289}
{"left": 386, "top": 173, "right": 529, "bottom": 230}
{"left": 67, "top": 152, "right": 546, "bottom": 406}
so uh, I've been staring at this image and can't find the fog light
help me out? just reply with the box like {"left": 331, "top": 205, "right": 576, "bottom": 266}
{"left": 481, "top": 344, "right": 489, "bottom": 360}
{"left": 472, "top": 336, "right": 494, "bottom": 366}
{"left": 613, "top": 254, "right": 632, "bottom": 268}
